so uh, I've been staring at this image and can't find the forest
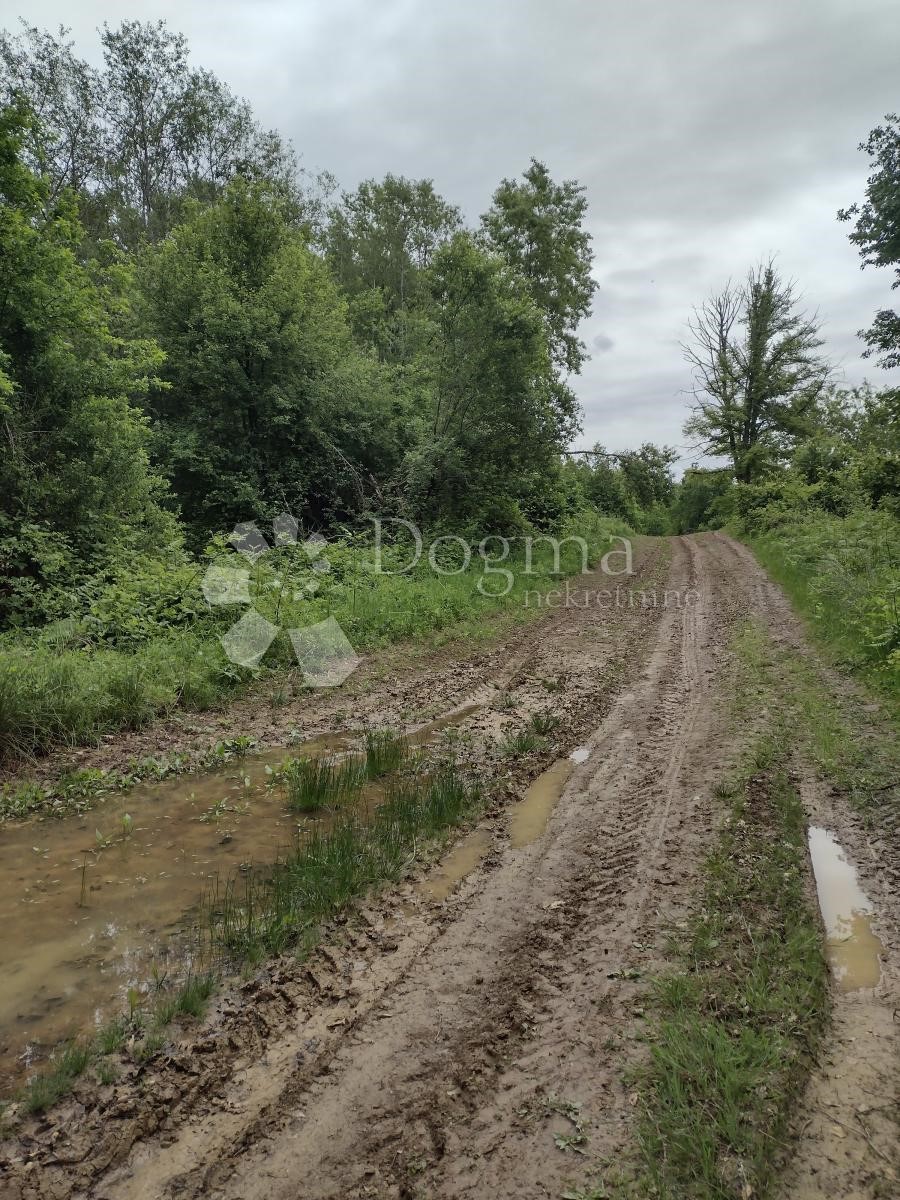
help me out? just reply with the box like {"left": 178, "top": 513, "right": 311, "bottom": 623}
{"left": 0, "top": 19, "right": 897, "bottom": 772}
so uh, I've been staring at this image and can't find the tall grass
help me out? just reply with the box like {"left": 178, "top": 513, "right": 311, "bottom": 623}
{"left": 0, "top": 514, "right": 630, "bottom": 764}
{"left": 206, "top": 763, "right": 479, "bottom": 961}
{"left": 746, "top": 509, "right": 899, "bottom": 704}
{"left": 276, "top": 754, "right": 367, "bottom": 812}
{"left": 364, "top": 729, "right": 406, "bottom": 778}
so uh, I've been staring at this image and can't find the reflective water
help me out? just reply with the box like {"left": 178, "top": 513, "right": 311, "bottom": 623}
{"left": 808, "top": 826, "right": 883, "bottom": 992}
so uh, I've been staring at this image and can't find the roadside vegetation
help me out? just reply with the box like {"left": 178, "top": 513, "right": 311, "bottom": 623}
{"left": 628, "top": 620, "right": 898, "bottom": 1198}
{"left": 11, "top": 732, "right": 482, "bottom": 1115}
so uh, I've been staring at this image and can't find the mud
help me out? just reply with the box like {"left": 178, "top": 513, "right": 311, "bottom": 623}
{"left": 0, "top": 533, "right": 897, "bottom": 1200}
{"left": 808, "top": 825, "right": 883, "bottom": 992}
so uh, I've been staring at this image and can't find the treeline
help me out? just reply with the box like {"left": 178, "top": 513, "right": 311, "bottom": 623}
{"left": 670, "top": 115, "right": 900, "bottom": 691}
{"left": 0, "top": 19, "right": 624, "bottom": 630}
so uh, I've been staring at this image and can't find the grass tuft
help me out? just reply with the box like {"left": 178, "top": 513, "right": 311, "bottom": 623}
{"left": 276, "top": 754, "right": 366, "bottom": 812}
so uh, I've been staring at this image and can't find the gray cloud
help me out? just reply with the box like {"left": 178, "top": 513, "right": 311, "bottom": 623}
{"left": 9, "top": 0, "right": 900, "bottom": 464}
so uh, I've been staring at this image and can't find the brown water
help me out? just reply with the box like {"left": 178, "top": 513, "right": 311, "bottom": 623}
{"left": 509, "top": 747, "right": 589, "bottom": 849}
{"left": 0, "top": 707, "right": 485, "bottom": 1093}
{"left": 416, "top": 829, "right": 492, "bottom": 902}
{"left": 808, "top": 826, "right": 883, "bottom": 992}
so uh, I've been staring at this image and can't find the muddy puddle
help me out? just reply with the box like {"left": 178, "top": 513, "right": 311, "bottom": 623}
{"left": 509, "top": 747, "right": 590, "bottom": 849}
{"left": 808, "top": 826, "right": 883, "bottom": 992}
{"left": 416, "top": 829, "right": 492, "bottom": 902}
{"left": 0, "top": 708, "right": 482, "bottom": 1093}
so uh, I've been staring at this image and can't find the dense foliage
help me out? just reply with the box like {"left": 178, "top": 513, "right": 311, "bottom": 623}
{"left": 0, "top": 17, "right": 896, "bottom": 753}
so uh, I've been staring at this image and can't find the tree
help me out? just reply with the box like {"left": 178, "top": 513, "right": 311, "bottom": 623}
{"left": 838, "top": 113, "right": 900, "bottom": 369}
{"left": 0, "top": 104, "right": 173, "bottom": 623}
{"left": 481, "top": 159, "right": 596, "bottom": 374}
{"left": 324, "top": 174, "right": 461, "bottom": 361}
{"left": 138, "top": 180, "right": 407, "bottom": 540}
{"left": 0, "top": 22, "right": 103, "bottom": 206}
{"left": 683, "top": 261, "right": 830, "bottom": 483}
{"left": 402, "top": 233, "right": 577, "bottom": 528}
{"left": 0, "top": 19, "right": 302, "bottom": 250}
{"left": 618, "top": 443, "right": 677, "bottom": 509}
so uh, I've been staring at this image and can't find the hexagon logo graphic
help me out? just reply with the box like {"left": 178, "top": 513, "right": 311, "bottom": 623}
{"left": 201, "top": 514, "right": 360, "bottom": 685}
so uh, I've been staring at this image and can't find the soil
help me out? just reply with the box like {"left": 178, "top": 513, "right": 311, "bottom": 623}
{"left": 0, "top": 533, "right": 897, "bottom": 1200}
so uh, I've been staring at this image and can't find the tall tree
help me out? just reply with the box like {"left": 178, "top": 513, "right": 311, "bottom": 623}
{"left": 138, "top": 180, "right": 406, "bottom": 540}
{"left": 839, "top": 113, "right": 900, "bottom": 369}
{"left": 0, "top": 104, "right": 172, "bottom": 623}
{"left": 324, "top": 174, "right": 461, "bottom": 361}
{"left": 0, "top": 22, "right": 103, "bottom": 206}
{"left": 402, "top": 233, "right": 578, "bottom": 527}
{"left": 683, "top": 261, "right": 830, "bottom": 483}
{"left": 0, "top": 19, "right": 301, "bottom": 249}
{"left": 481, "top": 159, "right": 596, "bottom": 374}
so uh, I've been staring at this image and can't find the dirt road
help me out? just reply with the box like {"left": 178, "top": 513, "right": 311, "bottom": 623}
{"left": 3, "top": 534, "right": 897, "bottom": 1200}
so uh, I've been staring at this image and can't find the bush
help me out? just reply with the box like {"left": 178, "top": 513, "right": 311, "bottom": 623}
{"left": 749, "top": 510, "right": 900, "bottom": 695}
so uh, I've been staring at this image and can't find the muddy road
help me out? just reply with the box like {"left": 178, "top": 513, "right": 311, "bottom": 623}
{"left": 2, "top": 533, "right": 897, "bottom": 1200}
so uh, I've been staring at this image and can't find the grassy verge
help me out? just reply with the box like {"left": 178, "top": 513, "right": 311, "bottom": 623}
{"left": 742, "top": 509, "right": 899, "bottom": 711}
{"left": 0, "top": 513, "right": 629, "bottom": 765}
{"left": 635, "top": 747, "right": 827, "bottom": 1198}
{"left": 628, "top": 619, "right": 898, "bottom": 1198}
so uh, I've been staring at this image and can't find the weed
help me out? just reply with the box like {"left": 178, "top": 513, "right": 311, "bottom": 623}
{"left": 96, "top": 1059, "right": 119, "bottom": 1086}
{"left": 204, "top": 764, "right": 481, "bottom": 963}
{"left": 499, "top": 729, "right": 543, "bottom": 757}
{"left": 22, "top": 1041, "right": 91, "bottom": 1114}
{"left": 364, "top": 729, "right": 406, "bottom": 778}
{"left": 529, "top": 710, "right": 560, "bottom": 736}
{"left": 95, "top": 1017, "right": 127, "bottom": 1055}
{"left": 276, "top": 754, "right": 367, "bottom": 812}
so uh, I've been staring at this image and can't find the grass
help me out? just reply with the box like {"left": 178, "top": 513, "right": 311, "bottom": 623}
{"left": 275, "top": 753, "right": 368, "bottom": 813}
{"left": 364, "top": 729, "right": 406, "bottom": 778}
{"left": 635, "top": 751, "right": 828, "bottom": 1199}
{"left": 17, "top": 970, "right": 218, "bottom": 1115}
{"left": 529, "top": 710, "right": 560, "bottom": 736}
{"left": 499, "top": 729, "right": 544, "bottom": 757}
{"left": 0, "top": 513, "right": 630, "bottom": 767}
{"left": 22, "top": 1041, "right": 92, "bottom": 1114}
{"left": 206, "top": 762, "right": 481, "bottom": 963}
{"left": 744, "top": 509, "right": 899, "bottom": 710}
{"left": 0, "top": 739, "right": 257, "bottom": 822}
{"left": 632, "top": 618, "right": 899, "bottom": 1197}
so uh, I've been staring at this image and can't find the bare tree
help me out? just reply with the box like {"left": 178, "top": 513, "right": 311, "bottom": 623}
{"left": 683, "top": 260, "right": 830, "bottom": 483}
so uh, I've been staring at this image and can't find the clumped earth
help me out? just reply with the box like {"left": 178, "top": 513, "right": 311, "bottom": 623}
{"left": 0, "top": 534, "right": 897, "bottom": 1200}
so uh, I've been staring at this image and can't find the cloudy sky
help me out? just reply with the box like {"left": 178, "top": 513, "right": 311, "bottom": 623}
{"left": 4, "top": 0, "right": 899, "bottom": 470}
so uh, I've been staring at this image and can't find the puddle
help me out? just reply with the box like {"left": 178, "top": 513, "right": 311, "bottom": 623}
{"left": 808, "top": 826, "right": 883, "bottom": 992}
{"left": 416, "top": 829, "right": 491, "bottom": 902}
{"left": 569, "top": 746, "right": 590, "bottom": 764}
{"left": 0, "top": 706, "right": 492, "bottom": 1093}
{"left": 0, "top": 734, "right": 356, "bottom": 1092}
{"left": 510, "top": 759, "right": 574, "bottom": 849}
{"left": 408, "top": 703, "right": 484, "bottom": 747}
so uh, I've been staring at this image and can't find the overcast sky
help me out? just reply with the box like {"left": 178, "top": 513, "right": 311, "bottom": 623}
{"left": 4, "top": 0, "right": 899, "bottom": 471}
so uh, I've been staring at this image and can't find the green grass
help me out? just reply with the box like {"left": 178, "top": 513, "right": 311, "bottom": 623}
{"left": 0, "top": 740, "right": 257, "bottom": 822}
{"left": 22, "top": 1040, "right": 92, "bottom": 1114}
{"left": 528, "top": 710, "right": 560, "bottom": 736}
{"left": 745, "top": 509, "right": 899, "bottom": 708}
{"left": 0, "top": 513, "right": 630, "bottom": 767}
{"left": 499, "top": 729, "right": 544, "bottom": 757}
{"left": 275, "top": 754, "right": 368, "bottom": 812}
{"left": 206, "top": 762, "right": 480, "bottom": 962}
{"left": 635, "top": 753, "right": 828, "bottom": 1199}
{"left": 632, "top": 618, "right": 899, "bottom": 1197}
{"left": 17, "top": 971, "right": 218, "bottom": 1116}
{"left": 364, "top": 729, "right": 407, "bottom": 778}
